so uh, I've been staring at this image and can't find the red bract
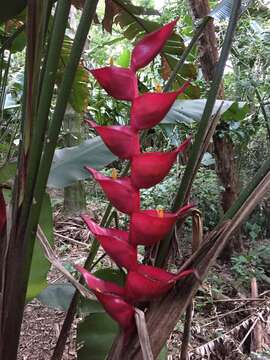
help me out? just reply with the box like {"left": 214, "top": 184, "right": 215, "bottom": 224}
{"left": 130, "top": 19, "right": 178, "bottom": 72}
{"left": 85, "top": 167, "right": 140, "bottom": 214}
{"left": 95, "top": 292, "right": 135, "bottom": 330}
{"left": 129, "top": 204, "right": 193, "bottom": 246}
{"left": 94, "top": 235, "right": 138, "bottom": 270}
{"left": 0, "top": 189, "right": 6, "bottom": 234}
{"left": 85, "top": 120, "right": 140, "bottom": 159}
{"left": 76, "top": 265, "right": 125, "bottom": 297}
{"left": 76, "top": 265, "right": 134, "bottom": 330}
{"left": 125, "top": 265, "right": 193, "bottom": 302}
{"left": 90, "top": 66, "right": 138, "bottom": 101}
{"left": 130, "top": 83, "right": 189, "bottom": 131}
{"left": 131, "top": 138, "right": 191, "bottom": 189}
{"left": 82, "top": 215, "right": 129, "bottom": 243}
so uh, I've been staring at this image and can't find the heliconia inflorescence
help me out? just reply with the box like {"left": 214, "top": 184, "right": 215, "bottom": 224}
{"left": 76, "top": 19, "right": 194, "bottom": 335}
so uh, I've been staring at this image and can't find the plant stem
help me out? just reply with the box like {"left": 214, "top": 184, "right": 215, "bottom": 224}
{"left": 20, "top": 0, "right": 71, "bottom": 241}
{"left": 164, "top": 17, "right": 211, "bottom": 92}
{"left": 0, "top": 0, "right": 98, "bottom": 358}
{"left": 26, "top": 0, "right": 99, "bottom": 266}
{"left": 155, "top": 0, "right": 242, "bottom": 266}
{"left": 0, "top": 1, "right": 67, "bottom": 357}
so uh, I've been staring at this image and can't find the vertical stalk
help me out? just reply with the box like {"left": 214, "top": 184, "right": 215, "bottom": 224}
{"left": 164, "top": 17, "right": 210, "bottom": 92}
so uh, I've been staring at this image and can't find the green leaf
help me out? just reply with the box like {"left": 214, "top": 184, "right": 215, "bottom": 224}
{"left": 48, "top": 136, "right": 117, "bottom": 188}
{"left": 162, "top": 99, "right": 248, "bottom": 125}
{"left": 69, "top": 65, "right": 89, "bottom": 113}
{"left": 56, "top": 37, "right": 89, "bottom": 113}
{"left": 221, "top": 102, "right": 249, "bottom": 121}
{"left": 157, "top": 346, "right": 168, "bottom": 360}
{"left": 11, "top": 29, "right": 26, "bottom": 53}
{"left": 37, "top": 283, "right": 76, "bottom": 311}
{"left": 116, "top": 48, "right": 130, "bottom": 68}
{"left": 26, "top": 193, "right": 54, "bottom": 301}
{"left": 0, "top": 162, "right": 17, "bottom": 183}
{"left": 93, "top": 268, "right": 126, "bottom": 287}
{"left": 115, "top": 14, "right": 192, "bottom": 86}
{"left": 0, "top": 0, "right": 27, "bottom": 22}
{"left": 77, "top": 313, "right": 118, "bottom": 360}
{"left": 78, "top": 298, "right": 104, "bottom": 316}
{"left": 37, "top": 283, "right": 105, "bottom": 314}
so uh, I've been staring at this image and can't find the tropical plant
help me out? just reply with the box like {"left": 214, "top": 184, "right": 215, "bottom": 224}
{"left": 1, "top": 1, "right": 270, "bottom": 359}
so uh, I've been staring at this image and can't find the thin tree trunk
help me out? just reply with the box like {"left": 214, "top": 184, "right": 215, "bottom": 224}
{"left": 63, "top": 105, "right": 86, "bottom": 216}
{"left": 188, "top": 0, "right": 242, "bottom": 259}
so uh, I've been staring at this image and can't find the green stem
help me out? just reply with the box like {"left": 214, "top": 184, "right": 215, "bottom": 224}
{"left": 155, "top": 0, "right": 242, "bottom": 266}
{"left": 164, "top": 17, "right": 211, "bottom": 92}
{"left": 20, "top": 0, "right": 71, "bottom": 236}
{"left": 24, "top": 0, "right": 98, "bottom": 256}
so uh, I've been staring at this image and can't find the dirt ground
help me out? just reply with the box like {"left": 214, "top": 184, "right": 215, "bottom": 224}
{"left": 18, "top": 213, "right": 270, "bottom": 359}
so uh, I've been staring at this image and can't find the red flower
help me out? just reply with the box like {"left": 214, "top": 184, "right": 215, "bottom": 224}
{"left": 82, "top": 215, "right": 137, "bottom": 269}
{"left": 76, "top": 265, "right": 135, "bottom": 330}
{"left": 125, "top": 264, "right": 193, "bottom": 302}
{"left": 129, "top": 204, "right": 193, "bottom": 246}
{"left": 85, "top": 167, "right": 140, "bottom": 214}
{"left": 0, "top": 189, "right": 6, "bottom": 234}
{"left": 130, "top": 19, "right": 178, "bottom": 72}
{"left": 90, "top": 66, "right": 138, "bottom": 101}
{"left": 131, "top": 138, "right": 191, "bottom": 189}
{"left": 130, "top": 83, "right": 189, "bottom": 131}
{"left": 85, "top": 120, "right": 140, "bottom": 159}
{"left": 78, "top": 19, "right": 196, "bottom": 328}
{"left": 82, "top": 214, "right": 129, "bottom": 243}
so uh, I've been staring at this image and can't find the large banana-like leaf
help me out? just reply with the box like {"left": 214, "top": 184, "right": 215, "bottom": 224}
{"left": 210, "top": 0, "right": 254, "bottom": 21}
{"left": 162, "top": 99, "right": 248, "bottom": 125}
{"left": 48, "top": 136, "right": 117, "bottom": 188}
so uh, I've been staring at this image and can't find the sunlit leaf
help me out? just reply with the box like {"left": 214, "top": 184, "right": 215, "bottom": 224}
{"left": 48, "top": 137, "right": 117, "bottom": 188}
{"left": 26, "top": 193, "right": 54, "bottom": 301}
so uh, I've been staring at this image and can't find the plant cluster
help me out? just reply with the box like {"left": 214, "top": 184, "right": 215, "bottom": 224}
{"left": 75, "top": 20, "right": 195, "bottom": 337}
{"left": 231, "top": 243, "right": 270, "bottom": 286}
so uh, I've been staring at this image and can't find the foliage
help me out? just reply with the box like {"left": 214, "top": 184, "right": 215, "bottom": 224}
{"left": 231, "top": 243, "right": 270, "bottom": 286}
{"left": 141, "top": 164, "right": 222, "bottom": 230}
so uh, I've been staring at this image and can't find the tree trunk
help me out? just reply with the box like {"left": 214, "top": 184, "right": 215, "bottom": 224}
{"left": 63, "top": 105, "right": 86, "bottom": 216}
{"left": 188, "top": 0, "right": 242, "bottom": 259}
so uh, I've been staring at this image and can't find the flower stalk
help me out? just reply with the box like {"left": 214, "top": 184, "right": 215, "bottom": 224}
{"left": 77, "top": 19, "right": 194, "bottom": 335}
